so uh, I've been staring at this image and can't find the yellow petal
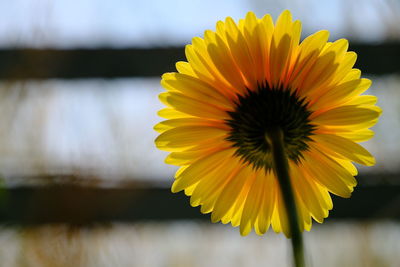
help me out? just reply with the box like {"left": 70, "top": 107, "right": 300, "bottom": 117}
{"left": 154, "top": 118, "right": 229, "bottom": 133}
{"left": 288, "top": 30, "right": 329, "bottom": 87}
{"left": 224, "top": 16, "right": 257, "bottom": 90}
{"left": 206, "top": 31, "right": 247, "bottom": 94}
{"left": 185, "top": 41, "right": 238, "bottom": 99}
{"left": 302, "top": 150, "right": 354, "bottom": 198}
{"left": 258, "top": 14, "right": 274, "bottom": 86}
{"left": 157, "top": 108, "right": 191, "bottom": 119}
{"left": 171, "top": 148, "right": 236, "bottom": 193}
{"left": 161, "top": 72, "right": 233, "bottom": 109}
{"left": 175, "top": 61, "right": 195, "bottom": 76}
{"left": 165, "top": 147, "right": 220, "bottom": 166}
{"left": 312, "top": 134, "right": 375, "bottom": 166}
{"left": 272, "top": 185, "right": 290, "bottom": 236}
{"left": 254, "top": 170, "right": 275, "bottom": 235}
{"left": 211, "top": 164, "right": 254, "bottom": 223}
{"left": 312, "top": 105, "right": 381, "bottom": 129}
{"left": 240, "top": 169, "right": 267, "bottom": 236}
{"left": 336, "top": 129, "right": 374, "bottom": 142}
{"left": 341, "top": 68, "right": 361, "bottom": 82}
{"left": 346, "top": 95, "right": 378, "bottom": 106}
{"left": 225, "top": 169, "right": 257, "bottom": 227}
{"left": 270, "top": 10, "right": 300, "bottom": 87}
{"left": 155, "top": 126, "right": 227, "bottom": 151}
{"left": 311, "top": 78, "right": 371, "bottom": 110}
{"left": 333, "top": 157, "right": 358, "bottom": 176}
{"left": 185, "top": 43, "right": 214, "bottom": 81}
{"left": 301, "top": 39, "right": 350, "bottom": 98}
{"left": 290, "top": 163, "right": 329, "bottom": 223}
{"left": 190, "top": 157, "right": 240, "bottom": 210}
{"left": 328, "top": 51, "right": 357, "bottom": 86}
{"left": 159, "top": 92, "right": 230, "bottom": 120}
{"left": 241, "top": 12, "right": 264, "bottom": 84}
{"left": 298, "top": 50, "right": 338, "bottom": 97}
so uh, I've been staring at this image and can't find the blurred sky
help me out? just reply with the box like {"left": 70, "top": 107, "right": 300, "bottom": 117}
{"left": 0, "top": 0, "right": 399, "bottom": 48}
{"left": 0, "top": 0, "right": 398, "bottom": 186}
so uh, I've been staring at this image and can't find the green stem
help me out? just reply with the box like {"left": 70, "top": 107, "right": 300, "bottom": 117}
{"left": 266, "top": 127, "right": 305, "bottom": 267}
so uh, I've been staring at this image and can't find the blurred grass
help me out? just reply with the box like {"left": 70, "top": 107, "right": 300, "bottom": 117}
{"left": 0, "top": 221, "right": 399, "bottom": 267}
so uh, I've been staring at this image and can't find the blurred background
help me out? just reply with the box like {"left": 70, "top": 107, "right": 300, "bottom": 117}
{"left": 0, "top": 0, "right": 399, "bottom": 266}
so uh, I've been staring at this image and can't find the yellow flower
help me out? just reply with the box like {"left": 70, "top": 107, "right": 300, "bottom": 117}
{"left": 154, "top": 10, "right": 381, "bottom": 236}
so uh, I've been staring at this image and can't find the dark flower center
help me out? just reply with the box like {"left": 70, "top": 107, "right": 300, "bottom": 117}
{"left": 226, "top": 85, "right": 315, "bottom": 170}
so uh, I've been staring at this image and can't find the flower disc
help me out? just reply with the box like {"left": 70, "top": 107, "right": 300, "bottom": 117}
{"left": 226, "top": 86, "right": 314, "bottom": 169}
{"left": 155, "top": 10, "right": 381, "bottom": 236}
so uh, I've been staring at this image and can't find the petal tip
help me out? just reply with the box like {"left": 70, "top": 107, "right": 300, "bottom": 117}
{"left": 239, "top": 225, "right": 252, "bottom": 236}
{"left": 245, "top": 11, "right": 257, "bottom": 19}
{"left": 171, "top": 181, "right": 183, "bottom": 193}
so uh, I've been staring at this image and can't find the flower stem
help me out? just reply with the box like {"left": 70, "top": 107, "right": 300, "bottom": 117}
{"left": 266, "top": 127, "right": 305, "bottom": 267}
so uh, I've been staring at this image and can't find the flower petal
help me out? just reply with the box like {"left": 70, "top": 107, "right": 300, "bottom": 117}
{"left": 312, "top": 134, "right": 375, "bottom": 166}
{"left": 159, "top": 92, "right": 230, "bottom": 120}
{"left": 290, "top": 163, "right": 330, "bottom": 223}
{"left": 253, "top": 171, "right": 275, "bottom": 235}
{"left": 155, "top": 126, "right": 227, "bottom": 151}
{"left": 171, "top": 148, "right": 236, "bottom": 193}
{"left": 211, "top": 164, "right": 254, "bottom": 222}
{"left": 191, "top": 158, "right": 241, "bottom": 213}
{"left": 312, "top": 105, "right": 381, "bottom": 129}
{"left": 310, "top": 78, "right": 371, "bottom": 110}
{"left": 302, "top": 149, "right": 355, "bottom": 198}
{"left": 154, "top": 118, "right": 229, "bottom": 133}
{"left": 240, "top": 169, "right": 268, "bottom": 236}
{"left": 162, "top": 72, "right": 233, "bottom": 109}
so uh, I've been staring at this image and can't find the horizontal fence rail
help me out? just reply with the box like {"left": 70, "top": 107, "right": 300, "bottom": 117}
{"left": 0, "top": 43, "right": 399, "bottom": 79}
{"left": 0, "top": 181, "right": 399, "bottom": 224}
